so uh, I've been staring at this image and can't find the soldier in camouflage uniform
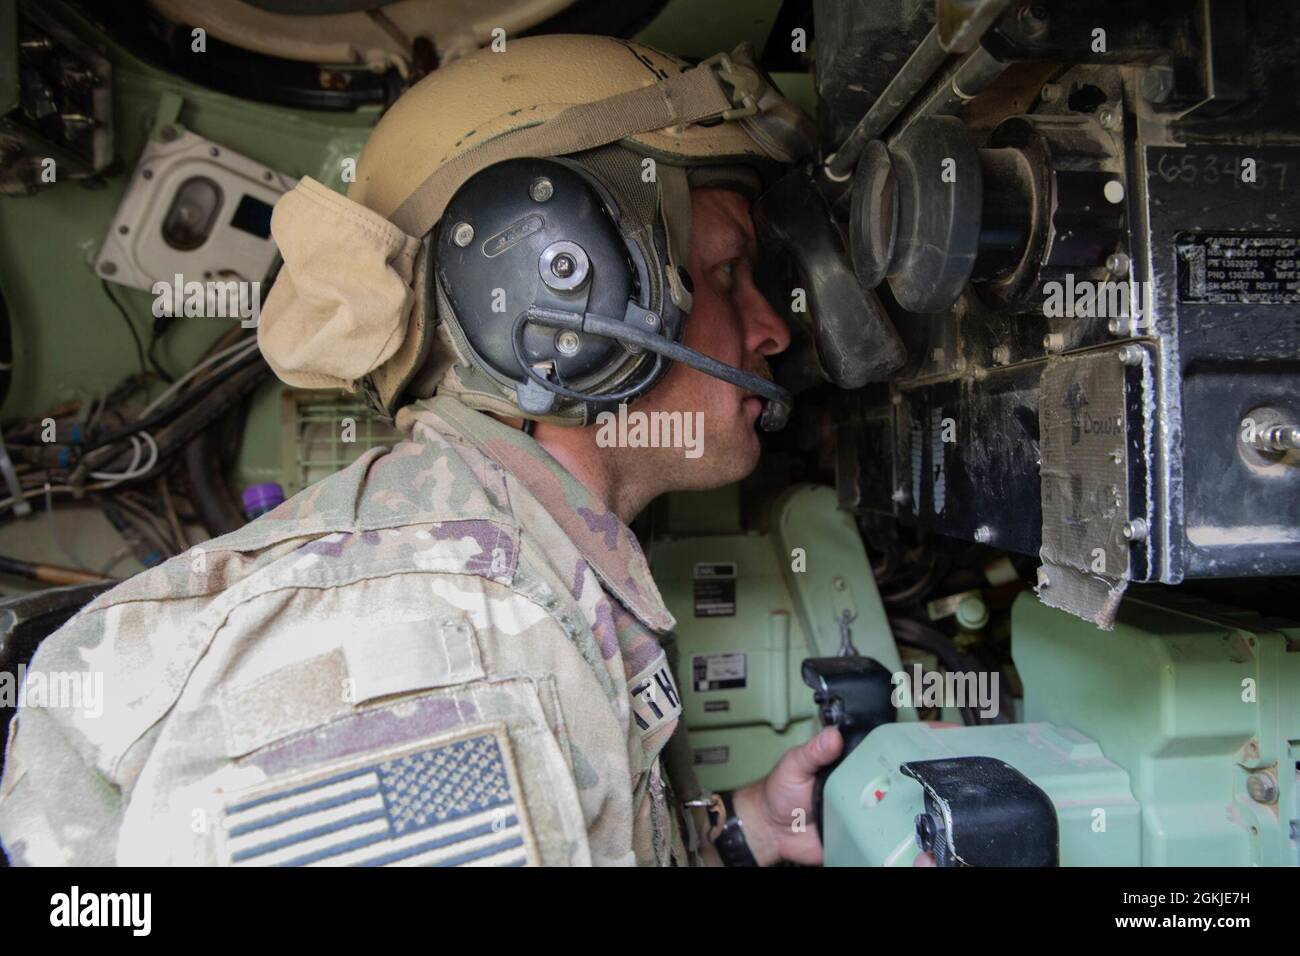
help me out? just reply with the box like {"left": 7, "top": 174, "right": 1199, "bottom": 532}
{"left": 0, "top": 35, "right": 843, "bottom": 866}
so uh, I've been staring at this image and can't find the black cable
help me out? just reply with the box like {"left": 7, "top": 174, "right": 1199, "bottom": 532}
{"left": 0, "top": 282, "right": 12, "bottom": 411}
{"left": 183, "top": 414, "right": 249, "bottom": 536}
{"left": 102, "top": 280, "right": 148, "bottom": 379}
{"left": 75, "top": 358, "right": 270, "bottom": 486}
{"left": 515, "top": 308, "right": 793, "bottom": 429}
{"left": 147, "top": 314, "right": 178, "bottom": 383}
{"left": 78, "top": 345, "right": 264, "bottom": 455}
{"left": 889, "top": 616, "right": 1009, "bottom": 726}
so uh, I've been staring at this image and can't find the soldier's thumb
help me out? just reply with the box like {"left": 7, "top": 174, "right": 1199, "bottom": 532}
{"left": 788, "top": 726, "right": 843, "bottom": 778}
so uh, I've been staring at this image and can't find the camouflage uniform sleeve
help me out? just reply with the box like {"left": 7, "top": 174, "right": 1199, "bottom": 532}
{"left": 0, "top": 697, "right": 123, "bottom": 866}
{"left": 0, "top": 593, "right": 189, "bottom": 865}
{"left": 181, "top": 568, "right": 605, "bottom": 868}
{"left": 2, "top": 531, "right": 629, "bottom": 866}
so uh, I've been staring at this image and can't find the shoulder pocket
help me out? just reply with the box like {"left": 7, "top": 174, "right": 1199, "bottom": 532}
{"left": 212, "top": 674, "right": 590, "bottom": 867}
{"left": 218, "top": 616, "right": 485, "bottom": 759}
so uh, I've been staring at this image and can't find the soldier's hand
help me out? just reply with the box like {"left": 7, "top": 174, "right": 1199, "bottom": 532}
{"left": 732, "top": 725, "right": 843, "bottom": 866}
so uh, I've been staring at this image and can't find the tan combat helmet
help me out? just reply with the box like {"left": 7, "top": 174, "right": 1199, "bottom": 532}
{"left": 257, "top": 34, "right": 814, "bottom": 424}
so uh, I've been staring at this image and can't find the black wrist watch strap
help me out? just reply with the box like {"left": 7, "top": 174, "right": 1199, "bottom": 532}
{"left": 710, "top": 790, "right": 759, "bottom": 867}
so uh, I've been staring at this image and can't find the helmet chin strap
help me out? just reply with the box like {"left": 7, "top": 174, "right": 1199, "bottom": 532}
{"left": 520, "top": 305, "right": 793, "bottom": 432}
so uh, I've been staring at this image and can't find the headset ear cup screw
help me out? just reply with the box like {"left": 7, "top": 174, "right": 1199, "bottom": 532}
{"left": 530, "top": 177, "right": 554, "bottom": 202}
{"left": 555, "top": 330, "right": 581, "bottom": 355}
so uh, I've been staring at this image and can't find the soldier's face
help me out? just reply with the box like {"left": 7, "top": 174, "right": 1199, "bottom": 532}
{"left": 635, "top": 187, "right": 792, "bottom": 487}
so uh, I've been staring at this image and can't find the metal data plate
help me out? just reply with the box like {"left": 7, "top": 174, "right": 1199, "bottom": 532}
{"left": 94, "top": 128, "right": 296, "bottom": 293}
{"left": 1145, "top": 145, "right": 1300, "bottom": 579}
{"left": 1037, "top": 347, "right": 1153, "bottom": 629}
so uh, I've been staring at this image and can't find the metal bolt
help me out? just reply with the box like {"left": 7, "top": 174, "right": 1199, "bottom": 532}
{"left": 974, "top": 525, "right": 993, "bottom": 544}
{"left": 142, "top": 168, "right": 153, "bottom": 180}
{"left": 891, "top": 488, "right": 908, "bottom": 504}
{"left": 1018, "top": 4, "right": 1049, "bottom": 38}
{"left": 1252, "top": 423, "right": 1300, "bottom": 453}
{"left": 1122, "top": 518, "right": 1148, "bottom": 542}
{"left": 452, "top": 222, "right": 474, "bottom": 247}
{"left": 644, "top": 313, "right": 659, "bottom": 328}
{"left": 1118, "top": 344, "right": 1144, "bottom": 365}
{"left": 1098, "top": 107, "right": 1122, "bottom": 132}
{"left": 1106, "top": 252, "right": 1130, "bottom": 275}
{"left": 1246, "top": 771, "right": 1278, "bottom": 805}
{"left": 555, "top": 330, "right": 581, "bottom": 355}
{"left": 915, "top": 813, "right": 936, "bottom": 851}
{"left": 833, "top": 576, "right": 846, "bottom": 591}
{"left": 100, "top": 261, "right": 117, "bottom": 275}
{"left": 159, "top": 124, "right": 179, "bottom": 142}
{"left": 551, "top": 253, "right": 576, "bottom": 278}
{"left": 1103, "top": 179, "right": 1125, "bottom": 204}
{"left": 1040, "top": 83, "right": 1062, "bottom": 104}
{"left": 529, "top": 177, "right": 554, "bottom": 202}
{"left": 1043, "top": 332, "right": 1065, "bottom": 352}
{"left": 992, "top": 345, "right": 1011, "bottom": 365}
{"left": 1107, "top": 317, "right": 1129, "bottom": 336}
{"left": 1141, "top": 64, "right": 1175, "bottom": 105}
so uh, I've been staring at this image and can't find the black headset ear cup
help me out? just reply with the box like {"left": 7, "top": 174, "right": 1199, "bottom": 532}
{"left": 434, "top": 154, "right": 792, "bottom": 426}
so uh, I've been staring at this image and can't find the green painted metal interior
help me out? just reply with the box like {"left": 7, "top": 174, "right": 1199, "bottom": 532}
{"left": 0, "top": 0, "right": 811, "bottom": 591}
{"left": 4, "top": 1, "right": 1296, "bottom": 869}
{"left": 650, "top": 484, "right": 916, "bottom": 792}
{"left": 823, "top": 591, "right": 1300, "bottom": 866}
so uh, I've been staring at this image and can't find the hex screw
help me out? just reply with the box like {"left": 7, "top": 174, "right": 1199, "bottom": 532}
{"left": 551, "top": 253, "right": 575, "bottom": 278}
{"left": 1118, "top": 344, "right": 1144, "bottom": 365}
{"left": 452, "top": 222, "right": 474, "bottom": 247}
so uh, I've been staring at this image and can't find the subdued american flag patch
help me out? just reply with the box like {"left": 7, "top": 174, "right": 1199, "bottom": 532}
{"left": 218, "top": 723, "right": 538, "bottom": 867}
